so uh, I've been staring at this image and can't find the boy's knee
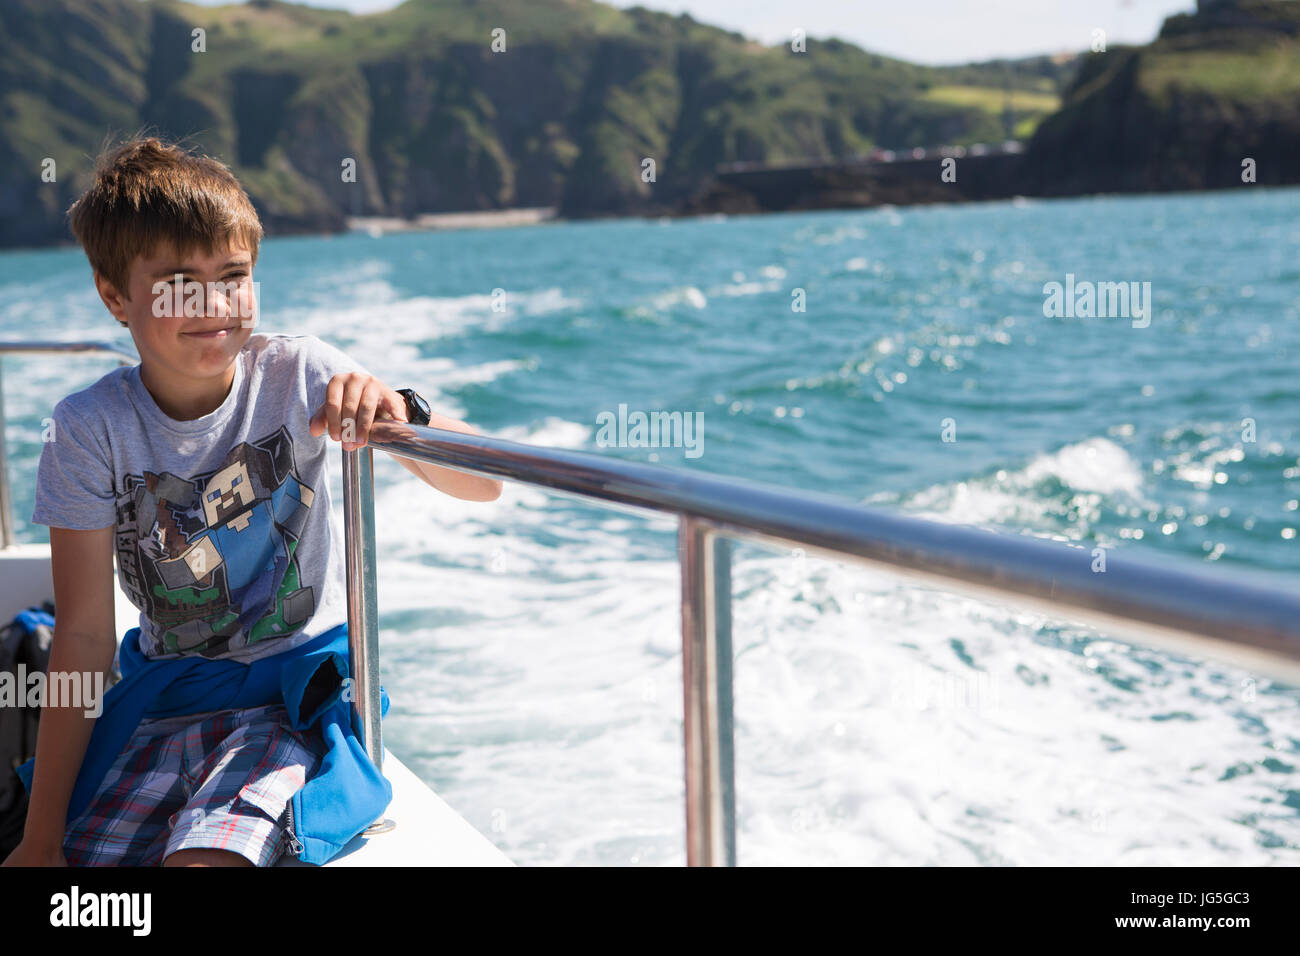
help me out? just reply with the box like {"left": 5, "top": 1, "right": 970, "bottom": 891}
{"left": 162, "top": 848, "right": 254, "bottom": 867}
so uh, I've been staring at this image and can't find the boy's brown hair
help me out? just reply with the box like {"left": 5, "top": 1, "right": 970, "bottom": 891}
{"left": 67, "top": 135, "right": 263, "bottom": 298}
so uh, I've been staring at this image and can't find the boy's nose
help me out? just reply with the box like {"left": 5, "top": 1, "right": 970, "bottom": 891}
{"left": 207, "top": 288, "right": 233, "bottom": 318}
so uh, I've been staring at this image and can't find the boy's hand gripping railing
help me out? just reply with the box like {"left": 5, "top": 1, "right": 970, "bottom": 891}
{"left": 341, "top": 419, "right": 1300, "bottom": 867}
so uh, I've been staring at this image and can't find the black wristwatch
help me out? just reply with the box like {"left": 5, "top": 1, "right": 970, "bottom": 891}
{"left": 397, "top": 388, "right": 431, "bottom": 426}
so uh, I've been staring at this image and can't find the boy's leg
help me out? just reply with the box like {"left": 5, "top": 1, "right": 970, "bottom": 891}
{"left": 162, "top": 848, "right": 254, "bottom": 867}
{"left": 164, "top": 704, "right": 321, "bottom": 867}
{"left": 63, "top": 725, "right": 192, "bottom": 866}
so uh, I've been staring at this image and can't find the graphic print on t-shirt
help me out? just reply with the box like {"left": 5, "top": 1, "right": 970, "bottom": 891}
{"left": 113, "top": 425, "right": 317, "bottom": 658}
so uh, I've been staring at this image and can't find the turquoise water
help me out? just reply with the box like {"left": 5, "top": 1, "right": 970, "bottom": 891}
{"left": 2, "top": 188, "right": 1298, "bottom": 864}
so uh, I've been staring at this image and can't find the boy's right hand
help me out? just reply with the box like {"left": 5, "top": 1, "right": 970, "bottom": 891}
{"left": 1, "top": 837, "right": 68, "bottom": 867}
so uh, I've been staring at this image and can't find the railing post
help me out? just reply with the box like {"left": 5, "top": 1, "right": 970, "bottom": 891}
{"left": 342, "top": 445, "right": 394, "bottom": 835}
{"left": 342, "top": 446, "right": 384, "bottom": 768}
{"left": 679, "top": 516, "right": 737, "bottom": 866}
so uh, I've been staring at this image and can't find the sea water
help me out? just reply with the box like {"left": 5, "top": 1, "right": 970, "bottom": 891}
{"left": 2, "top": 187, "right": 1297, "bottom": 865}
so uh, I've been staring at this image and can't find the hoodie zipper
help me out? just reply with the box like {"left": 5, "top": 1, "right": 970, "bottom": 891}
{"left": 283, "top": 798, "right": 305, "bottom": 857}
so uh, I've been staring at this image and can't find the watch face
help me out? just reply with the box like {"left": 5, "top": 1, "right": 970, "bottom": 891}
{"left": 403, "top": 389, "right": 431, "bottom": 424}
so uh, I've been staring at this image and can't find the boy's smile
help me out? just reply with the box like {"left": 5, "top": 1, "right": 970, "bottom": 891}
{"left": 95, "top": 241, "right": 258, "bottom": 421}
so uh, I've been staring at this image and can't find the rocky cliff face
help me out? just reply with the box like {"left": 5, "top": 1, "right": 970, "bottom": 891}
{"left": 0, "top": 0, "right": 1069, "bottom": 248}
{"left": 1020, "top": 0, "right": 1300, "bottom": 196}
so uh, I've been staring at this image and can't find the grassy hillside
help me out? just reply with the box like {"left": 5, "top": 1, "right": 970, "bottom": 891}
{"left": 0, "top": 0, "right": 1078, "bottom": 247}
{"left": 1021, "top": 0, "right": 1300, "bottom": 194}
{"left": 921, "top": 85, "right": 1061, "bottom": 140}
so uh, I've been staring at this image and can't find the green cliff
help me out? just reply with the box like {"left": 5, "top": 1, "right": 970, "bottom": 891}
{"left": 0, "top": 0, "right": 1068, "bottom": 247}
{"left": 1021, "top": 0, "right": 1300, "bottom": 195}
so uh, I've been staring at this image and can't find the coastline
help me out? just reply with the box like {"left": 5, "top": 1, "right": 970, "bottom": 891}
{"left": 346, "top": 208, "right": 557, "bottom": 236}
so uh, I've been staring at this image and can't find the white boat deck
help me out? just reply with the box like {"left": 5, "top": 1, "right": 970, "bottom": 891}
{"left": 1, "top": 543, "right": 514, "bottom": 867}
{"left": 276, "top": 749, "right": 513, "bottom": 866}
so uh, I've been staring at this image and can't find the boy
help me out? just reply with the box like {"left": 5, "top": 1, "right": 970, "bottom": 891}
{"left": 0, "top": 137, "right": 501, "bottom": 868}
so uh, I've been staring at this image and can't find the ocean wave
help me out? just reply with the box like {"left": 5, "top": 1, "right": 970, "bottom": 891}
{"left": 884, "top": 437, "right": 1145, "bottom": 536}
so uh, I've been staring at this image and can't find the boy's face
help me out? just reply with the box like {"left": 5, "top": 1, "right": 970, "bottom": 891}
{"left": 97, "top": 241, "right": 257, "bottom": 385}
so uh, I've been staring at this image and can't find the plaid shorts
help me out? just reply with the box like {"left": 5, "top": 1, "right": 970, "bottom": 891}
{"left": 62, "top": 703, "right": 323, "bottom": 867}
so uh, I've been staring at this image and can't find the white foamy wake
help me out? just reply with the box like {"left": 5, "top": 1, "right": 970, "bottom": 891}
{"left": 725, "top": 548, "right": 1297, "bottom": 865}
{"left": 358, "top": 429, "right": 1297, "bottom": 865}
{"left": 274, "top": 281, "right": 580, "bottom": 365}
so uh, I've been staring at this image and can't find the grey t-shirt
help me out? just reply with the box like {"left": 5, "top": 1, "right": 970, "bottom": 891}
{"left": 31, "top": 332, "right": 370, "bottom": 663}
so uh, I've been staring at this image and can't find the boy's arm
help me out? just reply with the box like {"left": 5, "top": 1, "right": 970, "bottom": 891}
{"left": 387, "top": 409, "right": 503, "bottom": 502}
{"left": 7, "top": 526, "right": 118, "bottom": 861}
{"left": 309, "top": 372, "right": 503, "bottom": 502}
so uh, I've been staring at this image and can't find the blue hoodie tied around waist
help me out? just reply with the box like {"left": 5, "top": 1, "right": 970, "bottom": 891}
{"left": 17, "top": 621, "right": 392, "bottom": 866}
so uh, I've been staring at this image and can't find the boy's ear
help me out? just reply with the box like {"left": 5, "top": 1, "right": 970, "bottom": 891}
{"left": 92, "top": 270, "right": 130, "bottom": 326}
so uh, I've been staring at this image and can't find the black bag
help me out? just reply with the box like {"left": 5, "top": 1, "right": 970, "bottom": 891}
{"left": 0, "top": 603, "right": 55, "bottom": 857}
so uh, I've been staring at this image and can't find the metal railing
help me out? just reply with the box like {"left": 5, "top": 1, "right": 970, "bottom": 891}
{"left": 345, "top": 419, "right": 1300, "bottom": 866}
{"left": 6, "top": 341, "right": 1300, "bottom": 865}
